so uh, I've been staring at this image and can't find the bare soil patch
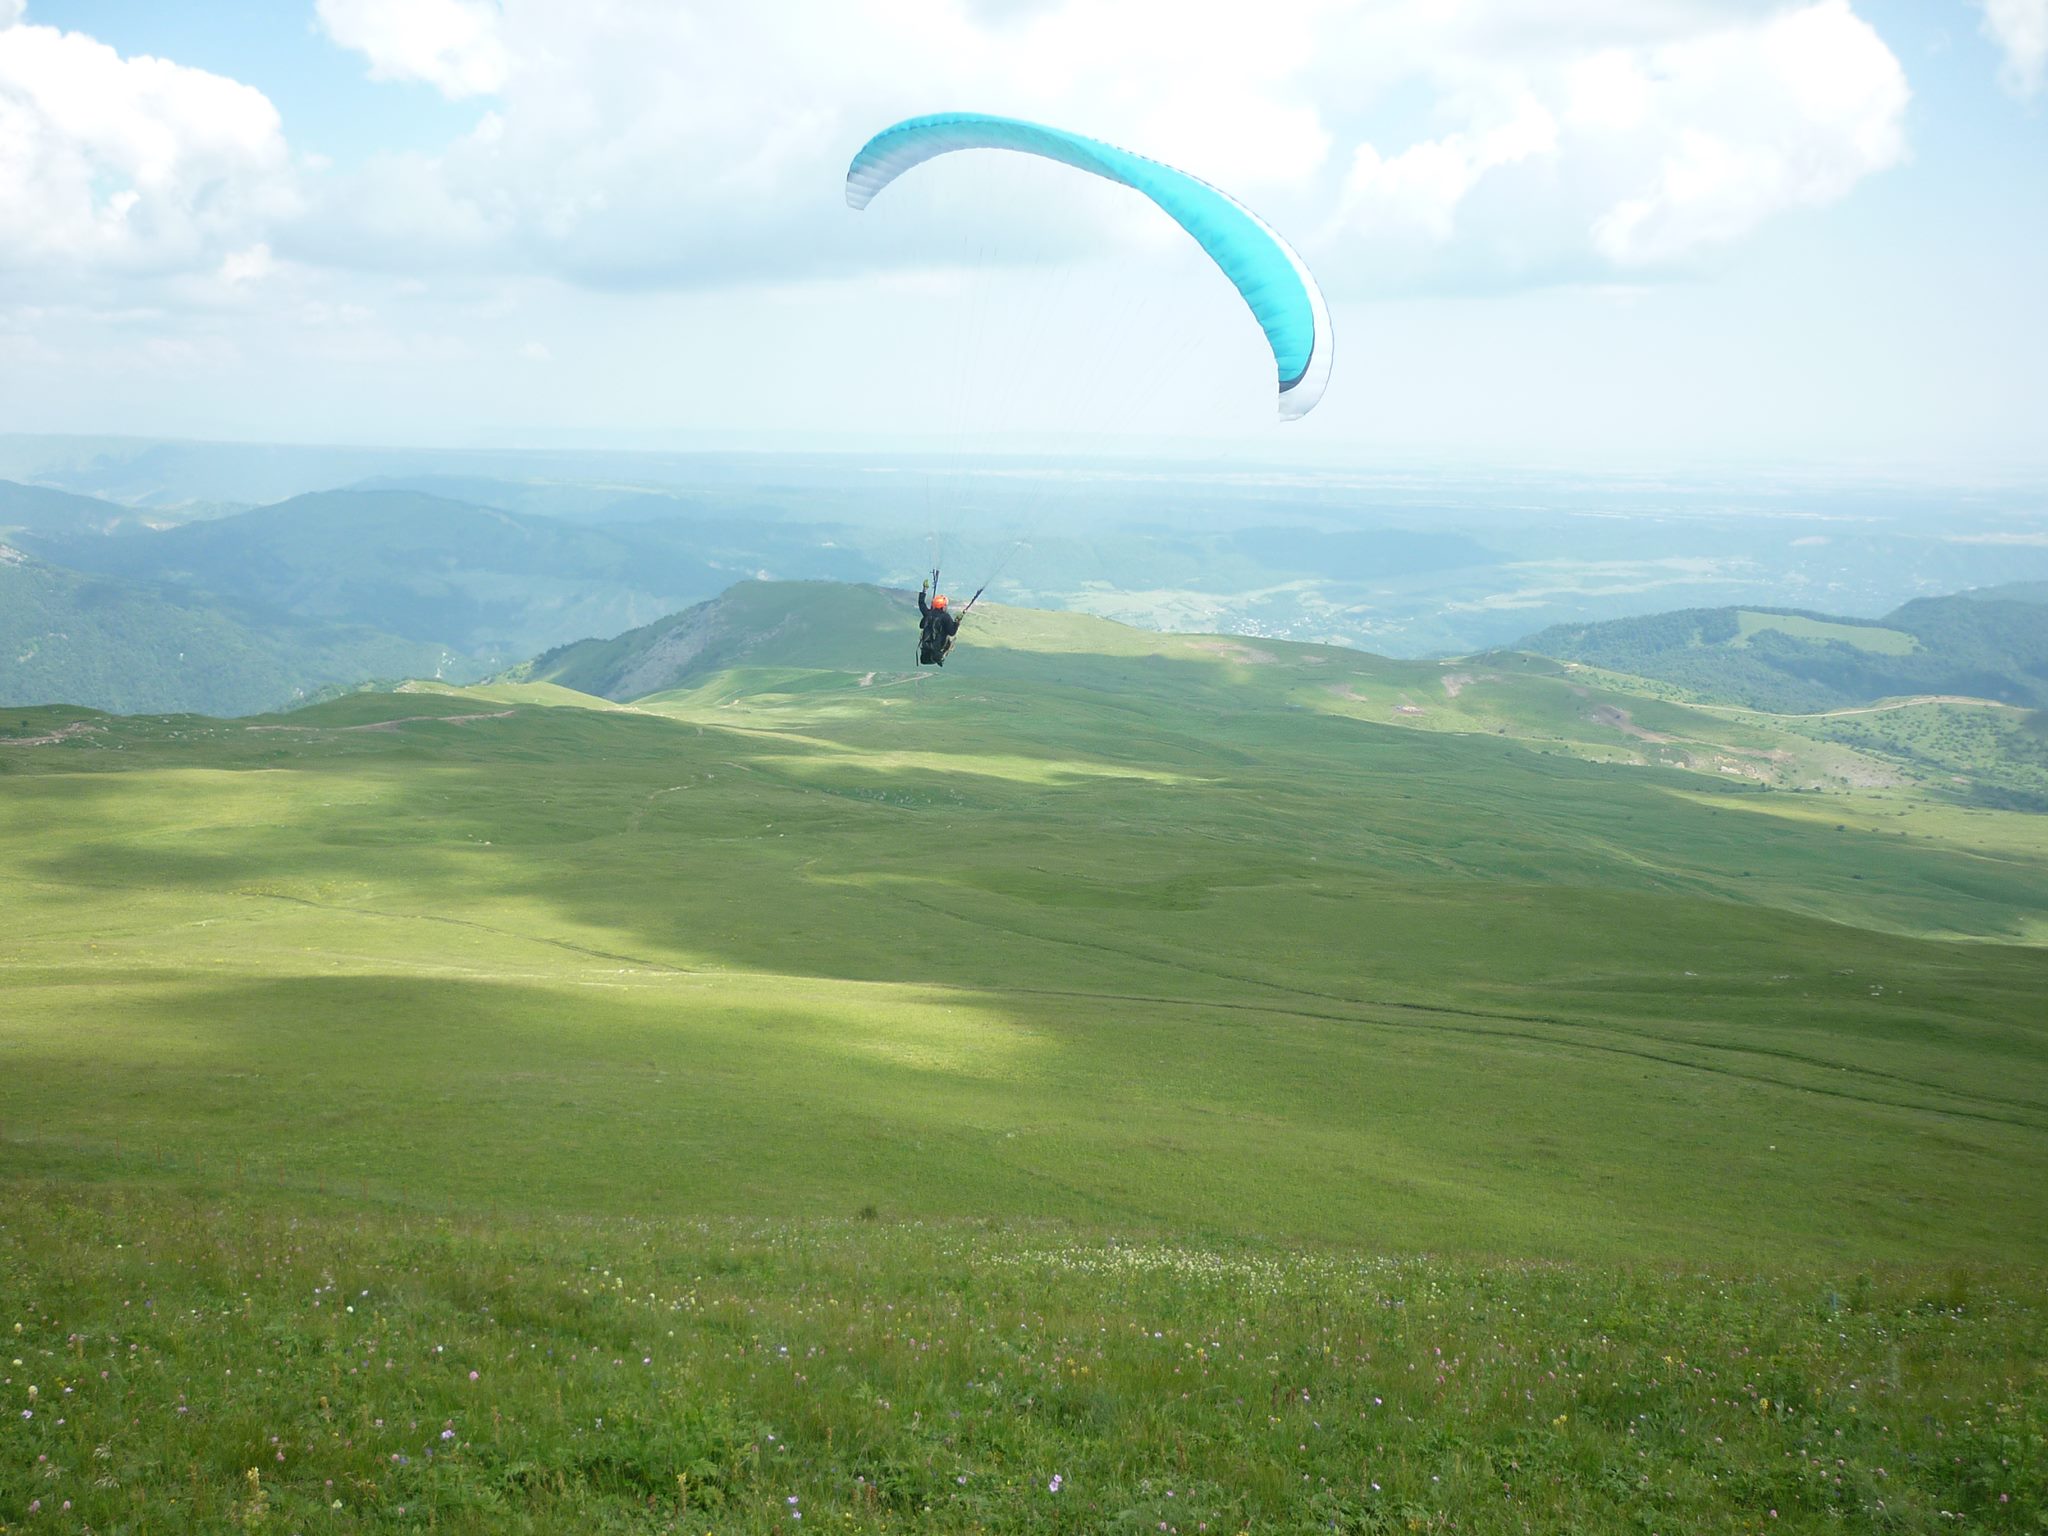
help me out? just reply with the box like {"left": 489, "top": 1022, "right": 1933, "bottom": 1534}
{"left": 1589, "top": 704, "right": 1677, "bottom": 744}
{"left": 245, "top": 710, "right": 515, "bottom": 737}
{"left": 0, "top": 721, "right": 103, "bottom": 747}
{"left": 1190, "top": 641, "right": 1279, "bottom": 666}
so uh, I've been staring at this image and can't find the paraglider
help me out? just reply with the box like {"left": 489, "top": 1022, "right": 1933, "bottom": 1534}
{"left": 916, "top": 579, "right": 962, "bottom": 666}
{"left": 846, "top": 112, "right": 1334, "bottom": 420}
{"left": 847, "top": 113, "right": 1336, "bottom": 665}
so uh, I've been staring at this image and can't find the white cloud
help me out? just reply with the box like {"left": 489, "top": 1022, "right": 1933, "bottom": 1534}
{"left": 1327, "top": 1, "right": 1906, "bottom": 277}
{"left": 1566, "top": 50, "right": 1654, "bottom": 133}
{"left": 0, "top": 0, "right": 1920, "bottom": 323}
{"left": 0, "top": 19, "right": 293, "bottom": 277}
{"left": 219, "top": 242, "right": 275, "bottom": 286}
{"left": 1591, "top": 3, "right": 1908, "bottom": 265}
{"left": 0, "top": 0, "right": 22, "bottom": 30}
{"left": 314, "top": 0, "right": 509, "bottom": 99}
{"left": 300, "top": 0, "right": 1343, "bottom": 290}
{"left": 308, "top": 0, "right": 1910, "bottom": 298}
{"left": 1979, "top": 0, "right": 2048, "bottom": 95}
{"left": 1338, "top": 96, "right": 1558, "bottom": 243}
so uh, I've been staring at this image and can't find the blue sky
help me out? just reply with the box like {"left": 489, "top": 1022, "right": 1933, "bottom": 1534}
{"left": 33, "top": 1, "right": 483, "bottom": 166}
{"left": 1, "top": 0, "right": 2042, "bottom": 470}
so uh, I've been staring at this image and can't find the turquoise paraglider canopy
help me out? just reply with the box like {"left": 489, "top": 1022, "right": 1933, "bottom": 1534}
{"left": 845, "top": 112, "right": 1333, "bottom": 420}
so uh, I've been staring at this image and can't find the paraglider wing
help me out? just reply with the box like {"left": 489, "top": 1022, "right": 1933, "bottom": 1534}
{"left": 846, "top": 113, "right": 1333, "bottom": 420}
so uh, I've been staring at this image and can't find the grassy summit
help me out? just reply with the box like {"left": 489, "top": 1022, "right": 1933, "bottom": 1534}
{"left": 4, "top": 582, "right": 2045, "bottom": 1531}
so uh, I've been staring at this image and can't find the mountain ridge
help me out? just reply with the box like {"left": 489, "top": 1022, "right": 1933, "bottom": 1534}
{"left": 1522, "top": 590, "right": 2048, "bottom": 712}
{"left": 0, "top": 541, "right": 469, "bottom": 716}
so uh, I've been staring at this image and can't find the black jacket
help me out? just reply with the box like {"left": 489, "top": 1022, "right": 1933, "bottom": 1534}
{"left": 918, "top": 589, "right": 962, "bottom": 639}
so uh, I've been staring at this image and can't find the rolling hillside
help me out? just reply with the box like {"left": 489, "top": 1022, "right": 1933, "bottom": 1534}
{"left": 513, "top": 580, "right": 2048, "bottom": 808}
{"left": 10, "top": 585, "right": 2048, "bottom": 1250}
{"left": 514, "top": 579, "right": 927, "bottom": 696}
{"left": 1523, "top": 588, "right": 2048, "bottom": 712}
{"left": 6, "top": 578, "right": 2046, "bottom": 1532}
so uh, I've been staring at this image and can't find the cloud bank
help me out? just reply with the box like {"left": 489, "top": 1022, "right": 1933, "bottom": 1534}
{"left": 315, "top": 0, "right": 510, "bottom": 99}
{"left": 1979, "top": 0, "right": 2048, "bottom": 97}
{"left": 0, "top": 0, "right": 1930, "bottom": 303}
{"left": 0, "top": 15, "right": 292, "bottom": 280}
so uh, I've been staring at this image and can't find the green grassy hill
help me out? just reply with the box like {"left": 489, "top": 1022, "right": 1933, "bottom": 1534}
{"left": 6, "top": 582, "right": 2046, "bottom": 1531}
{"left": 0, "top": 544, "right": 467, "bottom": 715}
{"left": 520, "top": 581, "right": 2048, "bottom": 808}
{"left": 516, "top": 579, "right": 912, "bottom": 697}
{"left": 1524, "top": 593, "right": 2048, "bottom": 712}
{"left": 11, "top": 594, "right": 2046, "bottom": 1249}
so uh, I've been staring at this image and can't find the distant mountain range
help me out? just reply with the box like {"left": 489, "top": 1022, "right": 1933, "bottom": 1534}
{"left": 5, "top": 444, "right": 2048, "bottom": 720}
{"left": 3, "top": 480, "right": 884, "bottom": 714}
{"left": 1521, "top": 584, "right": 2048, "bottom": 712}
{"left": 19, "top": 488, "right": 730, "bottom": 660}
{"left": 11, "top": 431, "right": 2048, "bottom": 655}
{"left": 0, "top": 477, "right": 169, "bottom": 536}
{"left": 0, "top": 541, "right": 462, "bottom": 716}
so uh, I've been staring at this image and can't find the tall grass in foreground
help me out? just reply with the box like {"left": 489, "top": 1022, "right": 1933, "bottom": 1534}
{"left": 4, "top": 1187, "right": 2040, "bottom": 1534}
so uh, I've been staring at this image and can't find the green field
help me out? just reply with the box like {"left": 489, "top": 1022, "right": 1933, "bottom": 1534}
{"left": 5, "top": 585, "right": 2046, "bottom": 1531}
{"left": 1732, "top": 611, "right": 1920, "bottom": 655}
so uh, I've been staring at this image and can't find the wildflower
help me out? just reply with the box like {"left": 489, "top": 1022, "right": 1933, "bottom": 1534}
{"left": 1048, "top": 1474, "right": 1063, "bottom": 1493}
{"left": 468, "top": 1371, "right": 479, "bottom": 1381}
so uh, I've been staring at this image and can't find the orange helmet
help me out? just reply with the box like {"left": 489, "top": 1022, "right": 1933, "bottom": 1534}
{"left": 931, "top": 594, "right": 948, "bottom": 610}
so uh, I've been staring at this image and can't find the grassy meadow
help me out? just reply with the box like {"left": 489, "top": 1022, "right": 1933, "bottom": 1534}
{"left": 4, "top": 585, "right": 2046, "bottom": 1530}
